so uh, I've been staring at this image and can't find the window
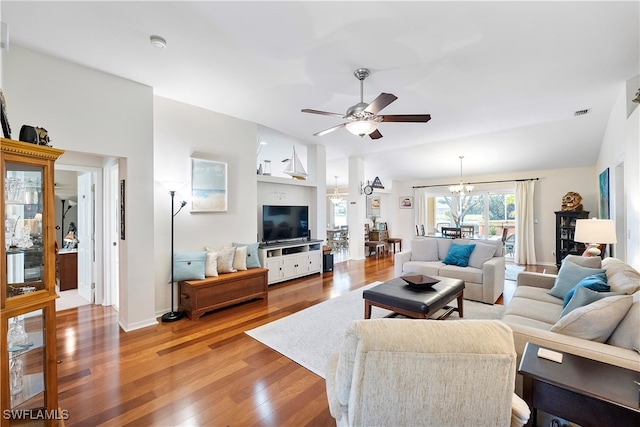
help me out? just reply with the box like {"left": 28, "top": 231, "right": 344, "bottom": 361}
{"left": 333, "top": 200, "right": 348, "bottom": 226}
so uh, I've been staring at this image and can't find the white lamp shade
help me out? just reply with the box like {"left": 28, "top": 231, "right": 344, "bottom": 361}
{"left": 574, "top": 219, "right": 617, "bottom": 244}
{"left": 345, "top": 120, "right": 379, "bottom": 136}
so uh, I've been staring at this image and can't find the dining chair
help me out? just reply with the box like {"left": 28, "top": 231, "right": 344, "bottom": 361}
{"left": 441, "top": 227, "right": 462, "bottom": 238}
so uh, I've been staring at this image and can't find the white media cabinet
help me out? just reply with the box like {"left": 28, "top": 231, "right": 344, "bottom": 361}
{"left": 259, "top": 239, "right": 323, "bottom": 285}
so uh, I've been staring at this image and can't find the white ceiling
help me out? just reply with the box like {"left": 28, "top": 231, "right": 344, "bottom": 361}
{"left": 3, "top": 1, "right": 639, "bottom": 187}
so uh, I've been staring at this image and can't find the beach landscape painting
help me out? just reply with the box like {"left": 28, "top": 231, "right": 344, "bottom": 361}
{"left": 191, "top": 158, "right": 227, "bottom": 212}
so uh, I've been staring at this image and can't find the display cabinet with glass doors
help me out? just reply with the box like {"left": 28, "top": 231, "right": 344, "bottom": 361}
{"left": 1, "top": 138, "right": 64, "bottom": 426}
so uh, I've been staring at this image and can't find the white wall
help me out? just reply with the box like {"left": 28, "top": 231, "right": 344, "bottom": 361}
{"left": 4, "top": 46, "right": 156, "bottom": 331}
{"left": 597, "top": 79, "right": 640, "bottom": 270}
{"left": 153, "top": 96, "right": 258, "bottom": 315}
{"left": 395, "top": 166, "right": 597, "bottom": 265}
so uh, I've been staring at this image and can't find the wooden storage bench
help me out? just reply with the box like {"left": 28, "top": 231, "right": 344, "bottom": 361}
{"left": 179, "top": 268, "right": 268, "bottom": 320}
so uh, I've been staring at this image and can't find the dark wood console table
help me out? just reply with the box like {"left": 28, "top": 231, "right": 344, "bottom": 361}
{"left": 518, "top": 342, "right": 640, "bottom": 427}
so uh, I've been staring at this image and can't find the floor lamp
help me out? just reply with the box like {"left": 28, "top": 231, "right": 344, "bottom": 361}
{"left": 162, "top": 184, "right": 187, "bottom": 322}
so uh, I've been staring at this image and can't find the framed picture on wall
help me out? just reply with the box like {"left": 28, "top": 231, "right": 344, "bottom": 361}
{"left": 191, "top": 158, "right": 228, "bottom": 212}
{"left": 399, "top": 196, "right": 413, "bottom": 209}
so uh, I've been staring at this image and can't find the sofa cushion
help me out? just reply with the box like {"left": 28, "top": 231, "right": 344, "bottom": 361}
{"left": 606, "top": 291, "right": 640, "bottom": 352}
{"left": 439, "top": 265, "right": 483, "bottom": 284}
{"left": 402, "top": 261, "right": 442, "bottom": 277}
{"left": 550, "top": 294, "right": 633, "bottom": 343}
{"left": 505, "top": 293, "right": 562, "bottom": 326}
{"left": 560, "top": 285, "right": 622, "bottom": 318}
{"left": 468, "top": 242, "right": 498, "bottom": 269}
{"left": 410, "top": 238, "right": 439, "bottom": 262}
{"left": 442, "top": 243, "right": 476, "bottom": 267}
{"left": 562, "top": 272, "right": 610, "bottom": 307}
{"left": 436, "top": 238, "right": 453, "bottom": 260}
{"left": 603, "top": 258, "right": 640, "bottom": 295}
{"left": 548, "top": 261, "right": 606, "bottom": 300}
{"left": 563, "top": 254, "right": 602, "bottom": 268}
{"left": 511, "top": 286, "right": 565, "bottom": 306}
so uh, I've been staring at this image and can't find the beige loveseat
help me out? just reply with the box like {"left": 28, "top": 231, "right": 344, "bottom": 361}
{"left": 502, "top": 255, "right": 640, "bottom": 375}
{"left": 394, "top": 237, "right": 505, "bottom": 304}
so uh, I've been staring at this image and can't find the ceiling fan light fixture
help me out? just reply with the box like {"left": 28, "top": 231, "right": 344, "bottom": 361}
{"left": 346, "top": 120, "right": 379, "bottom": 137}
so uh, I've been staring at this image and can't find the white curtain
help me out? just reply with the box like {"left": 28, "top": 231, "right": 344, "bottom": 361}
{"left": 515, "top": 180, "right": 537, "bottom": 264}
{"left": 414, "top": 187, "right": 428, "bottom": 235}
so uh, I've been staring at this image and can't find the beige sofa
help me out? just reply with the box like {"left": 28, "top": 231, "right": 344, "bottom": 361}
{"left": 502, "top": 255, "right": 640, "bottom": 374}
{"left": 394, "top": 237, "right": 505, "bottom": 304}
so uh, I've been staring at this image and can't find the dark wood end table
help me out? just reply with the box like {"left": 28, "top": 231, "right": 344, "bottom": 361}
{"left": 518, "top": 342, "right": 640, "bottom": 427}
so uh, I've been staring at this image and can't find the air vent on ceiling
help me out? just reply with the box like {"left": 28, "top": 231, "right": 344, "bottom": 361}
{"left": 574, "top": 109, "right": 591, "bottom": 116}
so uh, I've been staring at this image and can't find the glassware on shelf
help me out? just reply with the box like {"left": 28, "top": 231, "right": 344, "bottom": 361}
{"left": 5, "top": 177, "right": 25, "bottom": 203}
{"left": 263, "top": 160, "right": 272, "bottom": 176}
{"left": 7, "top": 317, "right": 29, "bottom": 396}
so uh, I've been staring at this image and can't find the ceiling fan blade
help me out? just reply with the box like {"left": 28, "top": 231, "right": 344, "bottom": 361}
{"left": 313, "top": 123, "right": 347, "bottom": 137}
{"left": 368, "top": 129, "right": 383, "bottom": 140}
{"left": 380, "top": 114, "right": 432, "bottom": 123}
{"left": 364, "top": 93, "right": 397, "bottom": 115}
{"left": 302, "top": 108, "right": 344, "bottom": 118}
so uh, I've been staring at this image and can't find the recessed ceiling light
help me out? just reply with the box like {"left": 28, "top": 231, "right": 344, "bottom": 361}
{"left": 150, "top": 35, "right": 167, "bottom": 49}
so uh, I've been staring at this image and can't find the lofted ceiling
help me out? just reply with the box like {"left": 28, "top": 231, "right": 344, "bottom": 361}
{"left": 2, "top": 1, "right": 639, "bottom": 187}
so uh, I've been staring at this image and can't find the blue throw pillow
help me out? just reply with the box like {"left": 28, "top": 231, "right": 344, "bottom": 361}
{"left": 562, "top": 272, "right": 610, "bottom": 307}
{"left": 442, "top": 243, "right": 476, "bottom": 267}
{"left": 548, "top": 261, "right": 606, "bottom": 300}
{"left": 233, "top": 242, "right": 261, "bottom": 268}
{"left": 560, "top": 285, "right": 623, "bottom": 318}
{"left": 172, "top": 251, "right": 207, "bottom": 282}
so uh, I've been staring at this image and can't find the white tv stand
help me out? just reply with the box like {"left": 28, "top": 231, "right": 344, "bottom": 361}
{"left": 259, "top": 239, "right": 323, "bottom": 285}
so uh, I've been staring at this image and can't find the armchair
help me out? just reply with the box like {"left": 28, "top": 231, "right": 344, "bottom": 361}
{"left": 326, "top": 319, "right": 529, "bottom": 427}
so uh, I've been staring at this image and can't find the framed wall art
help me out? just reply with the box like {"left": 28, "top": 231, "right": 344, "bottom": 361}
{"left": 399, "top": 196, "right": 413, "bottom": 209}
{"left": 599, "top": 168, "right": 610, "bottom": 219}
{"left": 191, "top": 158, "right": 228, "bottom": 212}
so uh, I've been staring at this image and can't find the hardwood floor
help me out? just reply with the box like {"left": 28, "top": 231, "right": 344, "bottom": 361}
{"left": 55, "top": 253, "right": 547, "bottom": 426}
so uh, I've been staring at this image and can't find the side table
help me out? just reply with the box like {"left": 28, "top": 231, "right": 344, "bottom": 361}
{"left": 518, "top": 342, "right": 640, "bottom": 427}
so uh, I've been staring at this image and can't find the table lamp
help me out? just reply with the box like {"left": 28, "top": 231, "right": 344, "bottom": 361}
{"left": 574, "top": 218, "right": 617, "bottom": 257}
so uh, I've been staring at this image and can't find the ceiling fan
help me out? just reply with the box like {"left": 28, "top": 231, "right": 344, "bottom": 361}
{"left": 302, "top": 68, "right": 431, "bottom": 139}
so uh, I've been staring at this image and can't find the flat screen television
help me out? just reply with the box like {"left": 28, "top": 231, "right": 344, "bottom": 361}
{"left": 262, "top": 205, "right": 309, "bottom": 243}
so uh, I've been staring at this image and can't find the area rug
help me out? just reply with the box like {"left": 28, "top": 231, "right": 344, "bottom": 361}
{"left": 245, "top": 282, "right": 506, "bottom": 378}
{"left": 505, "top": 264, "right": 525, "bottom": 281}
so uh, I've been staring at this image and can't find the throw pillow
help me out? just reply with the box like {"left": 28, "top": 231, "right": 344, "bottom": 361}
{"left": 560, "top": 285, "right": 622, "bottom": 318}
{"left": 562, "top": 254, "right": 602, "bottom": 269}
{"left": 205, "top": 250, "right": 218, "bottom": 277}
{"left": 225, "top": 245, "right": 248, "bottom": 271}
{"left": 205, "top": 246, "right": 237, "bottom": 274}
{"left": 562, "top": 272, "right": 610, "bottom": 307}
{"left": 172, "top": 251, "right": 207, "bottom": 282}
{"left": 550, "top": 294, "right": 633, "bottom": 343}
{"left": 606, "top": 291, "right": 640, "bottom": 352}
{"left": 442, "top": 243, "right": 476, "bottom": 267}
{"left": 467, "top": 242, "right": 497, "bottom": 269}
{"left": 548, "top": 261, "right": 606, "bottom": 300}
{"left": 410, "top": 238, "right": 439, "bottom": 262}
{"left": 233, "top": 242, "right": 261, "bottom": 268}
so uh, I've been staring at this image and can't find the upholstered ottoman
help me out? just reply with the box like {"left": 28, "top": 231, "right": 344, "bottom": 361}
{"left": 363, "top": 276, "right": 465, "bottom": 319}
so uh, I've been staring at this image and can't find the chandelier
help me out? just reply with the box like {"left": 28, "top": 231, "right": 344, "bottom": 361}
{"left": 449, "top": 155, "right": 473, "bottom": 196}
{"left": 329, "top": 176, "right": 343, "bottom": 205}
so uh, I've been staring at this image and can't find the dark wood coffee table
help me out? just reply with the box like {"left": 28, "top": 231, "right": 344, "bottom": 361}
{"left": 362, "top": 276, "right": 464, "bottom": 319}
{"left": 518, "top": 342, "right": 640, "bottom": 427}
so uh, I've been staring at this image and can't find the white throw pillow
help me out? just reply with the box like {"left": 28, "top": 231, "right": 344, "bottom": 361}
{"left": 205, "top": 246, "right": 237, "bottom": 274}
{"left": 205, "top": 250, "right": 218, "bottom": 277}
{"left": 467, "top": 242, "right": 497, "bottom": 269}
{"left": 225, "top": 245, "right": 248, "bottom": 271}
{"left": 550, "top": 294, "right": 633, "bottom": 343}
{"left": 410, "top": 238, "right": 439, "bottom": 261}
